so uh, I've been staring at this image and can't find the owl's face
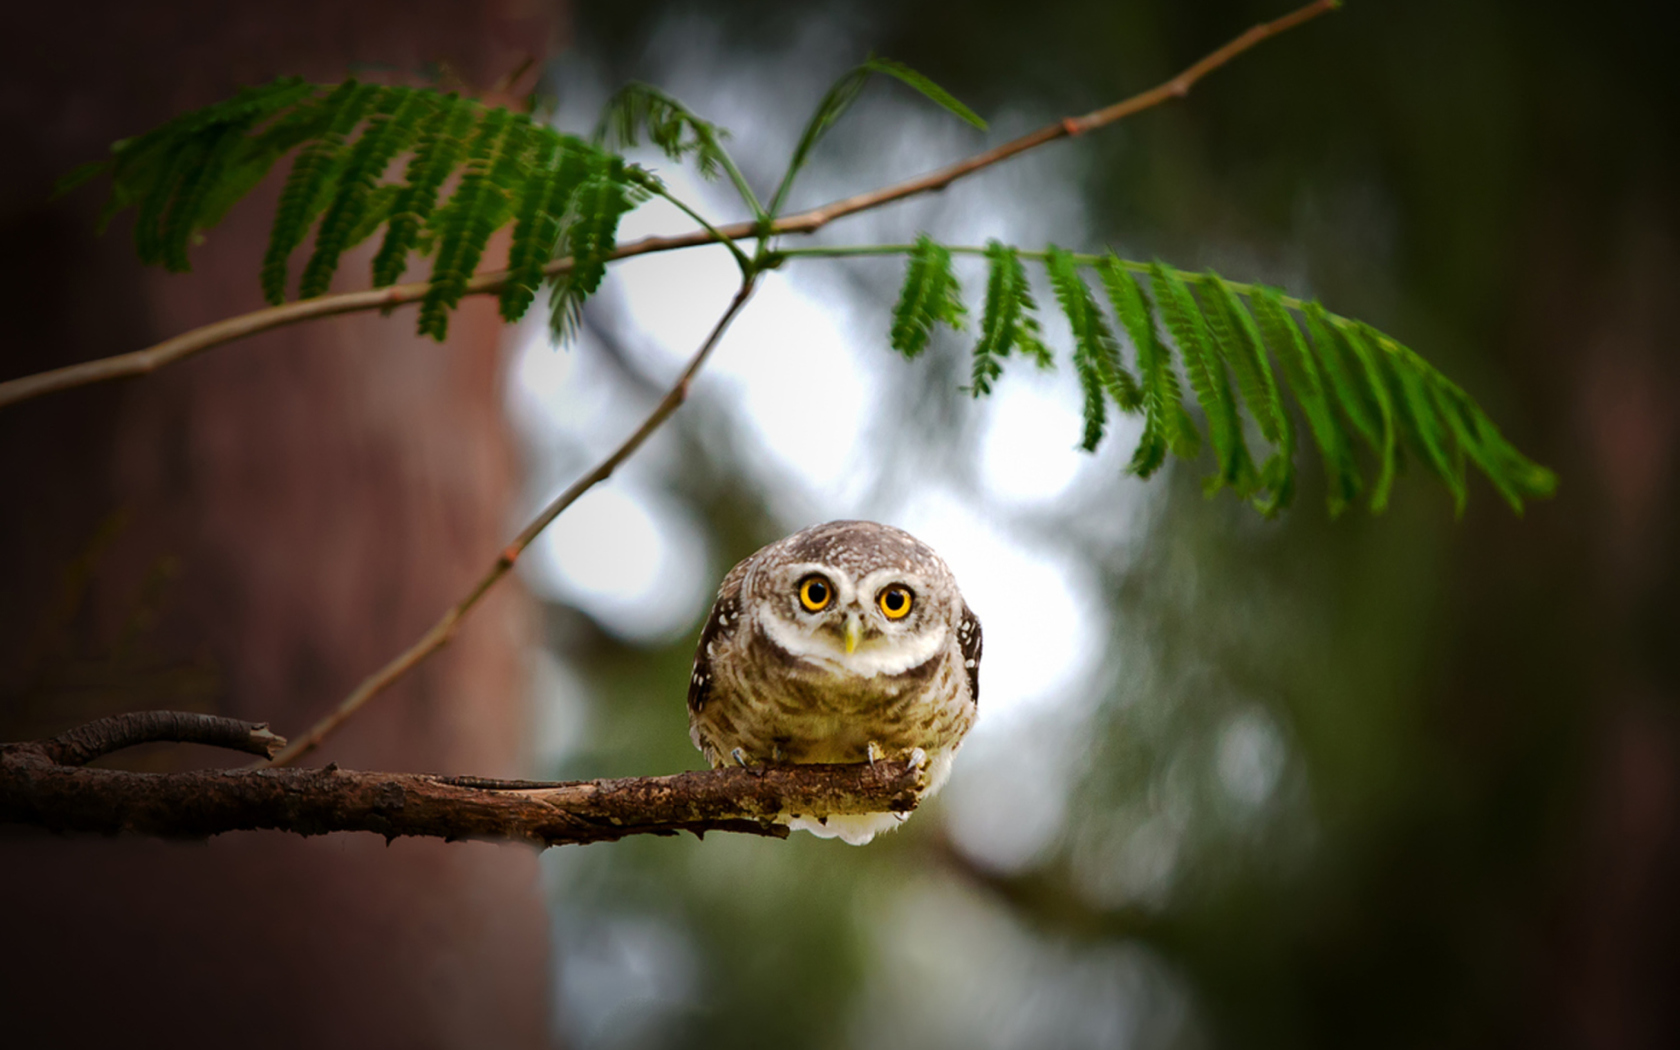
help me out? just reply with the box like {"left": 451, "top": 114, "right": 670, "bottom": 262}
{"left": 743, "top": 522, "right": 960, "bottom": 678}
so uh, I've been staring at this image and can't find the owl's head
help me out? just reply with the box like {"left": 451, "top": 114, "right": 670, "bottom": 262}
{"left": 744, "top": 520, "right": 961, "bottom": 677}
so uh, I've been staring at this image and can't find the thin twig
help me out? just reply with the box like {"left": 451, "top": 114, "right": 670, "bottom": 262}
{"left": 771, "top": 0, "right": 1341, "bottom": 234}
{"left": 1, "top": 742, "right": 928, "bottom": 847}
{"left": 263, "top": 277, "right": 760, "bottom": 767}
{"left": 0, "top": 0, "right": 1338, "bottom": 411}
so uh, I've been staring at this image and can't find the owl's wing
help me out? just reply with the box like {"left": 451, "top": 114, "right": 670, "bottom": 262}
{"left": 688, "top": 558, "right": 749, "bottom": 715}
{"left": 957, "top": 602, "right": 983, "bottom": 706}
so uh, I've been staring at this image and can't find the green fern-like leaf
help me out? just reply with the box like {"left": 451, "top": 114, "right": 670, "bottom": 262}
{"left": 1099, "top": 256, "right": 1199, "bottom": 477}
{"left": 1302, "top": 301, "right": 1380, "bottom": 447}
{"left": 192, "top": 87, "right": 339, "bottom": 235}
{"left": 1350, "top": 324, "right": 1464, "bottom": 515}
{"left": 340, "top": 183, "right": 403, "bottom": 250}
{"left": 298, "top": 88, "right": 437, "bottom": 299}
{"left": 260, "top": 81, "right": 387, "bottom": 304}
{"left": 770, "top": 58, "right": 983, "bottom": 217}
{"left": 547, "top": 156, "right": 647, "bottom": 345}
{"left": 1382, "top": 340, "right": 1467, "bottom": 513}
{"left": 1201, "top": 274, "right": 1295, "bottom": 513}
{"left": 500, "top": 135, "right": 593, "bottom": 323}
{"left": 369, "top": 94, "right": 476, "bottom": 288}
{"left": 1248, "top": 287, "right": 1360, "bottom": 516}
{"left": 890, "top": 235, "right": 966, "bottom": 360}
{"left": 417, "top": 109, "right": 530, "bottom": 340}
{"left": 1329, "top": 319, "right": 1400, "bottom": 512}
{"left": 595, "top": 82, "right": 734, "bottom": 183}
{"left": 1150, "top": 262, "right": 1257, "bottom": 496}
{"left": 1434, "top": 381, "right": 1555, "bottom": 514}
{"left": 60, "top": 78, "right": 1556, "bottom": 520}
{"left": 141, "top": 131, "right": 216, "bottom": 272}
{"left": 80, "top": 77, "right": 320, "bottom": 263}
{"left": 1047, "top": 246, "right": 1140, "bottom": 452}
{"left": 970, "top": 241, "right": 1050, "bottom": 395}
{"left": 858, "top": 58, "right": 988, "bottom": 131}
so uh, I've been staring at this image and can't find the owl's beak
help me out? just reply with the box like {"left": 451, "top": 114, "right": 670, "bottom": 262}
{"left": 842, "top": 612, "right": 863, "bottom": 654}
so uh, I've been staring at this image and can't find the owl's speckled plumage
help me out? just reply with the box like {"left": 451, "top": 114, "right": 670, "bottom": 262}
{"left": 688, "top": 520, "right": 981, "bottom": 844}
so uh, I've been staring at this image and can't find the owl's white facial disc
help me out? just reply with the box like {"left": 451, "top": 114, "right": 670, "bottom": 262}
{"left": 755, "top": 561, "right": 950, "bottom": 677}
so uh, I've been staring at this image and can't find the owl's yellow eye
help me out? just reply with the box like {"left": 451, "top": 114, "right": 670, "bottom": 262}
{"left": 798, "top": 575, "right": 833, "bottom": 612}
{"left": 877, "top": 584, "right": 913, "bottom": 620}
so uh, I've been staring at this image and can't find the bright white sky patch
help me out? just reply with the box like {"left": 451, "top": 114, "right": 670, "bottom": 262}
{"left": 609, "top": 173, "right": 877, "bottom": 505}
{"left": 891, "top": 488, "right": 1102, "bottom": 720}
{"left": 521, "top": 483, "right": 711, "bottom": 644}
{"left": 978, "top": 369, "right": 1090, "bottom": 504}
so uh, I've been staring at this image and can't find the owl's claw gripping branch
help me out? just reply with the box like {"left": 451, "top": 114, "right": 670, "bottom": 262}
{"left": 1, "top": 718, "right": 929, "bottom": 848}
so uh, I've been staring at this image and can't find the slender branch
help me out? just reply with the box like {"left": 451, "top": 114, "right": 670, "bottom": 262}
{"left": 0, "top": 0, "right": 1337, "bottom": 411}
{"left": 20, "top": 711, "right": 287, "bottom": 767}
{"left": 263, "top": 277, "right": 760, "bottom": 768}
{"left": 0, "top": 231, "right": 705, "bottom": 409}
{"left": 764, "top": 0, "right": 1341, "bottom": 234}
{"left": 0, "top": 741, "right": 928, "bottom": 847}
{"left": 647, "top": 183, "right": 752, "bottom": 275}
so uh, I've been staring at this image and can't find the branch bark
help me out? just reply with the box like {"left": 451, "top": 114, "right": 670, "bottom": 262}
{"left": 0, "top": 0, "right": 1338, "bottom": 411}
{"left": 1, "top": 727, "right": 927, "bottom": 847}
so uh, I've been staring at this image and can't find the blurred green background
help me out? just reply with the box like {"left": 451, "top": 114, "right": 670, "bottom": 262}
{"left": 523, "top": 1, "right": 1679, "bottom": 1047}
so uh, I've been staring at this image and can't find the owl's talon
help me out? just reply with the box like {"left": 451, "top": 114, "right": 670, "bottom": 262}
{"left": 731, "top": 747, "right": 750, "bottom": 768}
{"left": 866, "top": 741, "right": 886, "bottom": 765}
{"left": 906, "top": 747, "right": 927, "bottom": 772}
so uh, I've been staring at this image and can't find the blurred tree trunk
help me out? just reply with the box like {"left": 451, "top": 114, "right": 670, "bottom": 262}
{"left": 0, "top": 2, "right": 562, "bottom": 1045}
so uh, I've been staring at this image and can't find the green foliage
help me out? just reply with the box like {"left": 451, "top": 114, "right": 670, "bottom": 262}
{"left": 416, "top": 108, "right": 531, "bottom": 339}
{"left": 769, "top": 56, "right": 986, "bottom": 218}
{"left": 299, "top": 89, "right": 439, "bottom": 299}
{"left": 67, "top": 77, "right": 647, "bottom": 341}
{"left": 548, "top": 157, "right": 651, "bottom": 345}
{"left": 1151, "top": 262, "right": 1260, "bottom": 499}
{"left": 367, "top": 94, "right": 477, "bottom": 291}
{"left": 1202, "top": 273, "right": 1296, "bottom": 513}
{"left": 1248, "top": 287, "right": 1358, "bottom": 514}
{"left": 1047, "top": 246, "right": 1141, "bottom": 452}
{"left": 498, "top": 134, "right": 594, "bottom": 323}
{"left": 594, "top": 82, "right": 736, "bottom": 185}
{"left": 63, "top": 67, "right": 1554, "bottom": 518}
{"left": 889, "top": 235, "right": 966, "bottom": 360}
{"left": 260, "top": 81, "right": 387, "bottom": 304}
{"left": 1098, "top": 256, "right": 1198, "bottom": 477}
{"left": 970, "top": 240, "right": 1052, "bottom": 396}
{"left": 880, "top": 236, "right": 1554, "bottom": 516}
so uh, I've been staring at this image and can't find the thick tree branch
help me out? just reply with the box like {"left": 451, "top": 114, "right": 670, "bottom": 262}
{"left": 263, "top": 276, "right": 759, "bottom": 767}
{"left": 0, "top": 732, "right": 927, "bottom": 847}
{"left": 0, "top": 0, "right": 1337, "bottom": 410}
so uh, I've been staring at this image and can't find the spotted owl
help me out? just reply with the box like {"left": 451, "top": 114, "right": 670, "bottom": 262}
{"left": 687, "top": 520, "right": 981, "bottom": 845}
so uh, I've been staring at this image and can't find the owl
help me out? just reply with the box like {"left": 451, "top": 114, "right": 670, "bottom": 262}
{"left": 687, "top": 520, "right": 981, "bottom": 845}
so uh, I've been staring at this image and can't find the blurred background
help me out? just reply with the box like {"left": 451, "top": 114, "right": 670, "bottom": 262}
{"left": 3, "top": 1, "right": 1676, "bottom": 1047}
